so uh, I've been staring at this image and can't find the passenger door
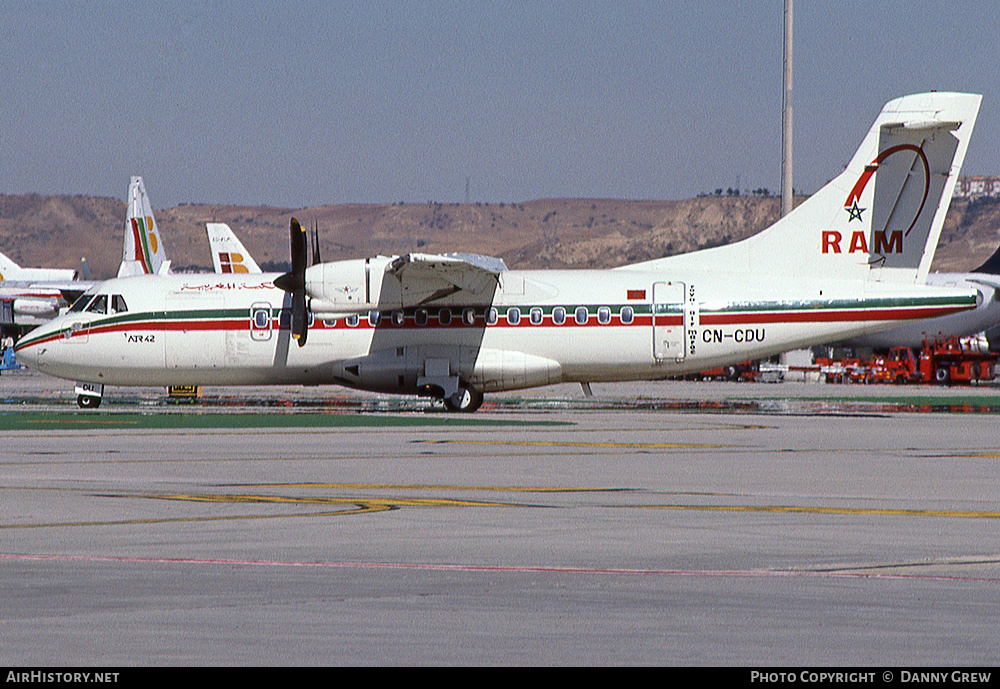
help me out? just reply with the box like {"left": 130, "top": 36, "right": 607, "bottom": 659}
{"left": 652, "top": 281, "right": 685, "bottom": 361}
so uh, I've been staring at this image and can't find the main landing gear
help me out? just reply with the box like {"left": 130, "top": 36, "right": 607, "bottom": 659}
{"left": 443, "top": 383, "right": 483, "bottom": 413}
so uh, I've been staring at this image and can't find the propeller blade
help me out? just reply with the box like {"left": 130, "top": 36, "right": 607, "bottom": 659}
{"left": 274, "top": 217, "right": 310, "bottom": 347}
{"left": 290, "top": 217, "right": 307, "bottom": 280}
{"left": 291, "top": 287, "right": 308, "bottom": 346}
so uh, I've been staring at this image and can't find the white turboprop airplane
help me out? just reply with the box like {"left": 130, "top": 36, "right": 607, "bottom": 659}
{"left": 15, "top": 92, "right": 983, "bottom": 410}
{"left": 207, "top": 222, "right": 262, "bottom": 274}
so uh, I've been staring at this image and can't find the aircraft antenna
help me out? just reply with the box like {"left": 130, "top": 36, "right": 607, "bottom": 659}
{"left": 780, "top": 0, "right": 793, "bottom": 217}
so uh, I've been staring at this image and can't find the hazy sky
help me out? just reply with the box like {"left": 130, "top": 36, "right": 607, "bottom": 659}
{"left": 3, "top": 1, "right": 998, "bottom": 207}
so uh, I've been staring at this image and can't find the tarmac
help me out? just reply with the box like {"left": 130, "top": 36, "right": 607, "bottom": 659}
{"left": 2, "top": 368, "right": 999, "bottom": 665}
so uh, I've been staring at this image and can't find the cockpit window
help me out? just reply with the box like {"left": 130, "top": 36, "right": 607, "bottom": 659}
{"left": 111, "top": 295, "right": 128, "bottom": 313}
{"left": 85, "top": 295, "right": 108, "bottom": 314}
{"left": 69, "top": 294, "right": 93, "bottom": 312}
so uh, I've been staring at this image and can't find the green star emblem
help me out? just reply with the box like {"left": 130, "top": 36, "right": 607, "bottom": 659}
{"left": 845, "top": 200, "right": 865, "bottom": 222}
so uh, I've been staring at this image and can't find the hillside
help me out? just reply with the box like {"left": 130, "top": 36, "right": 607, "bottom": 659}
{"left": 1, "top": 193, "right": 998, "bottom": 279}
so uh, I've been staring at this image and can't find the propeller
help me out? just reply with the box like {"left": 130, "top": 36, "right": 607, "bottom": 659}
{"left": 274, "top": 217, "right": 309, "bottom": 346}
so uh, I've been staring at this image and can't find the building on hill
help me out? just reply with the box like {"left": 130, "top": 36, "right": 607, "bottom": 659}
{"left": 954, "top": 175, "right": 1000, "bottom": 199}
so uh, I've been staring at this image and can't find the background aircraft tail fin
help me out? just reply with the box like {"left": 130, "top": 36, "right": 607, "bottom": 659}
{"left": 206, "top": 223, "right": 262, "bottom": 274}
{"left": 117, "top": 176, "right": 169, "bottom": 277}
{"left": 972, "top": 242, "right": 1000, "bottom": 275}
{"left": 0, "top": 251, "right": 22, "bottom": 279}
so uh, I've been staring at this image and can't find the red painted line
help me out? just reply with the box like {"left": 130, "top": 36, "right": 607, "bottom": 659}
{"left": 0, "top": 290, "right": 62, "bottom": 298}
{"left": 12, "top": 303, "right": 973, "bottom": 351}
{"left": 2, "top": 553, "right": 998, "bottom": 583}
{"left": 701, "top": 305, "right": 970, "bottom": 325}
{"left": 130, "top": 219, "right": 150, "bottom": 273}
{"left": 154, "top": 320, "right": 250, "bottom": 332}
{"left": 15, "top": 331, "right": 65, "bottom": 351}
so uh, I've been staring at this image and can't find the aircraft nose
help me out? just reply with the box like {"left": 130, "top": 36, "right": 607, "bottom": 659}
{"left": 14, "top": 340, "right": 42, "bottom": 368}
{"left": 13, "top": 321, "right": 60, "bottom": 369}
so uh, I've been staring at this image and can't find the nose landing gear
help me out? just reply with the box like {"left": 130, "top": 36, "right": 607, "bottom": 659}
{"left": 75, "top": 382, "right": 103, "bottom": 409}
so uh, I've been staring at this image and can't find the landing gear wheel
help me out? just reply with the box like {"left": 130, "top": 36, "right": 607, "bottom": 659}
{"left": 444, "top": 384, "right": 483, "bottom": 413}
{"left": 77, "top": 394, "right": 101, "bottom": 409}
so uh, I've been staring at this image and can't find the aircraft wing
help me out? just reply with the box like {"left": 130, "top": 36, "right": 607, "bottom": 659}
{"left": 46, "top": 281, "right": 91, "bottom": 302}
{"left": 386, "top": 252, "right": 507, "bottom": 306}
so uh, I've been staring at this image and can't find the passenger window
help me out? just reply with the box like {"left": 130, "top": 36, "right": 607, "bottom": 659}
{"left": 346, "top": 314, "right": 359, "bottom": 327}
{"left": 368, "top": 310, "right": 380, "bottom": 327}
{"left": 486, "top": 308, "right": 498, "bottom": 325}
{"left": 463, "top": 308, "right": 476, "bottom": 325}
{"left": 620, "top": 306, "right": 634, "bottom": 324}
{"left": 415, "top": 309, "right": 428, "bottom": 326}
{"left": 392, "top": 310, "right": 404, "bottom": 326}
{"left": 598, "top": 307, "right": 611, "bottom": 324}
{"left": 553, "top": 307, "right": 566, "bottom": 325}
{"left": 253, "top": 309, "right": 270, "bottom": 328}
{"left": 530, "top": 307, "right": 543, "bottom": 325}
{"left": 575, "top": 307, "right": 588, "bottom": 325}
{"left": 439, "top": 308, "right": 452, "bottom": 325}
{"left": 111, "top": 295, "right": 128, "bottom": 313}
{"left": 85, "top": 295, "right": 108, "bottom": 314}
{"left": 507, "top": 308, "right": 520, "bottom": 325}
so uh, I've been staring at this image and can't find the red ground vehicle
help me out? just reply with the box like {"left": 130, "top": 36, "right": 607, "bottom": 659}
{"left": 869, "top": 347, "right": 918, "bottom": 384}
{"left": 698, "top": 361, "right": 758, "bottom": 381}
{"left": 869, "top": 336, "right": 997, "bottom": 385}
{"left": 816, "top": 356, "right": 868, "bottom": 384}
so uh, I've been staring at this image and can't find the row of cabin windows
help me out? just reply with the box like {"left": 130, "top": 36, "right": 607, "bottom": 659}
{"left": 335, "top": 306, "right": 634, "bottom": 328}
{"left": 68, "top": 293, "right": 129, "bottom": 315}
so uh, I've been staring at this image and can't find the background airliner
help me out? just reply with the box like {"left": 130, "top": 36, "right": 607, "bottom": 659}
{"left": 842, "top": 243, "right": 1000, "bottom": 350}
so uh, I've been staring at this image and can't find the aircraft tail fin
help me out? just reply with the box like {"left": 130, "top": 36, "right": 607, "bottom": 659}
{"left": 0, "top": 251, "right": 22, "bottom": 279}
{"left": 628, "top": 92, "right": 981, "bottom": 284}
{"left": 972, "top": 241, "right": 1000, "bottom": 275}
{"left": 117, "top": 176, "right": 169, "bottom": 278}
{"left": 206, "top": 223, "right": 262, "bottom": 274}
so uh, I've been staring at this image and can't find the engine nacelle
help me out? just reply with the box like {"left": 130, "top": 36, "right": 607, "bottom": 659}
{"left": 334, "top": 346, "right": 561, "bottom": 396}
{"left": 306, "top": 257, "right": 397, "bottom": 317}
{"left": 13, "top": 297, "right": 60, "bottom": 322}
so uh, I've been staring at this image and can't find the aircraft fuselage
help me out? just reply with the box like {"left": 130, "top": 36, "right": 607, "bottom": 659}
{"left": 16, "top": 269, "right": 977, "bottom": 394}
